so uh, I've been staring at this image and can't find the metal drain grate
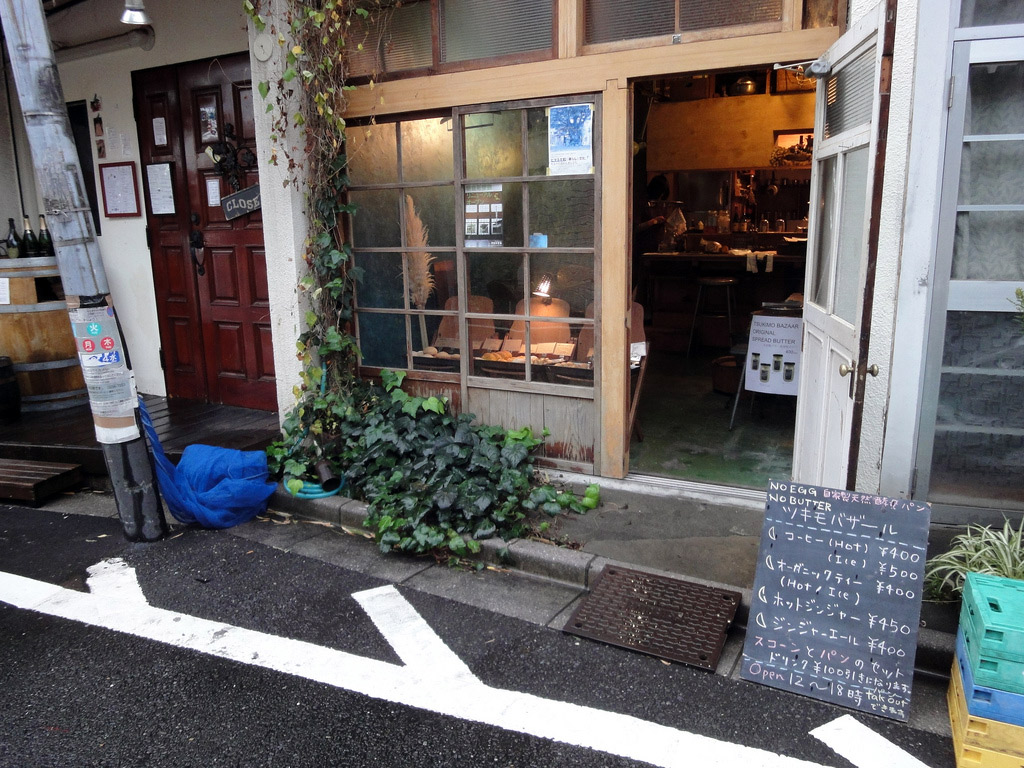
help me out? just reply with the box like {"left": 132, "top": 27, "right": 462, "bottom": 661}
{"left": 564, "top": 566, "right": 741, "bottom": 670}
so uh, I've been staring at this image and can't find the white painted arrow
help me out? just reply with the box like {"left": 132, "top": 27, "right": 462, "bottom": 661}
{"left": 0, "top": 559, "right": 928, "bottom": 768}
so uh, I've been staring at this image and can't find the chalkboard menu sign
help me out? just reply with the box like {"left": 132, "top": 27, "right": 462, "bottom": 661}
{"left": 740, "top": 479, "right": 931, "bottom": 721}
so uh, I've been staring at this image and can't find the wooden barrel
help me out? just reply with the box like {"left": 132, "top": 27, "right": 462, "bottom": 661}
{"left": 0, "top": 355, "right": 20, "bottom": 423}
{"left": 0, "top": 257, "right": 88, "bottom": 411}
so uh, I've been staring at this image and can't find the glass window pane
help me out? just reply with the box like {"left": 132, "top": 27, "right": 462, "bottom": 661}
{"left": 465, "top": 182, "right": 523, "bottom": 247}
{"left": 411, "top": 314, "right": 447, "bottom": 354}
{"left": 467, "top": 251, "right": 524, "bottom": 316}
{"left": 960, "top": 0, "right": 1024, "bottom": 28}
{"left": 833, "top": 147, "right": 869, "bottom": 324}
{"left": 527, "top": 107, "right": 550, "bottom": 175}
{"left": 952, "top": 210, "right": 1024, "bottom": 281}
{"left": 355, "top": 252, "right": 405, "bottom": 308}
{"left": 584, "top": 0, "right": 673, "bottom": 44}
{"left": 929, "top": 311, "right": 1024, "bottom": 510}
{"left": 347, "top": 123, "right": 397, "bottom": 185}
{"left": 464, "top": 110, "right": 522, "bottom": 179}
{"left": 958, "top": 141, "right": 1024, "bottom": 206}
{"left": 405, "top": 251, "right": 457, "bottom": 312}
{"left": 473, "top": 318, "right": 590, "bottom": 384}
{"left": 350, "top": 189, "right": 401, "bottom": 247}
{"left": 966, "top": 61, "right": 1024, "bottom": 135}
{"left": 810, "top": 155, "right": 837, "bottom": 308}
{"left": 380, "top": 1, "right": 433, "bottom": 72}
{"left": 406, "top": 186, "right": 457, "bottom": 248}
{"left": 402, "top": 117, "right": 454, "bottom": 182}
{"left": 679, "top": 0, "right": 783, "bottom": 32}
{"left": 531, "top": 253, "right": 594, "bottom": 318}
{"left": 358, "top": 313, "right": 408, "bottom": 369}
{"left": 528, "top": 179, "right": 595, "bottom": 248}
{"left": 423, "top": 252, "right": 458, "bottom": 311}
{"left": 440, "top": 0, "right": 552, "bottom": 64}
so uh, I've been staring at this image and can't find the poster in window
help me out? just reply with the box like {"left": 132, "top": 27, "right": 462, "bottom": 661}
{"left": 743, "top": 314, "right": 802, "bottom": 396}
{"left": 464, "top": 184, "right": 503, "bottom": 247}
{"left": 548, "top": 104, "right": 594, "bottom": 176}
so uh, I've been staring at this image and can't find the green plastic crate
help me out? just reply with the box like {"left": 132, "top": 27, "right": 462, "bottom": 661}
{"left": 963, "top": 573, "right": 1024, "bottom": 662}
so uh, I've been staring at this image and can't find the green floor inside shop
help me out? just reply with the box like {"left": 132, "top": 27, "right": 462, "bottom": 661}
{"left": 628, "top": 349, "right": 795, "bottom": 489}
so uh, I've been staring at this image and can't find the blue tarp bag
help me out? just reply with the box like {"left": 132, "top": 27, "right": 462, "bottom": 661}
{"left": 138, "top": 399, "right": 277, "bottom": 528}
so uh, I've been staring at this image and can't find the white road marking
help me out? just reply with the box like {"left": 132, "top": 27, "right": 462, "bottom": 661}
{"left": 810, "top": 714, "right": 930, "bottom": 768}
{"left": 0, "top": 559, "right": 923, "bottom": 768}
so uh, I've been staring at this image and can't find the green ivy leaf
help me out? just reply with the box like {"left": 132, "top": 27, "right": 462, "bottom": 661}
{"left": 257, "top": 80, "right": 270, "bottom": 100}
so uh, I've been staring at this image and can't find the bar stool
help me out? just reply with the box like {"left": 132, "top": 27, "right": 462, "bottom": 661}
{"left": 687, "top": 276, "right": 737, "bottom": 357}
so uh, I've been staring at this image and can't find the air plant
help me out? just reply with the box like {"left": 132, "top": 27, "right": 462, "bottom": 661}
{"left": 405, "top": 194, "right": 434, "bottom": 349}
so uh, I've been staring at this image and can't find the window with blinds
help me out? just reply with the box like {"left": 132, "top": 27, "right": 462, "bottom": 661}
{"left": 441, "top": 0, "right": 553, "bottom": 64}
{"left": 822, "top": 47, "right": 875, "bottom": 140}
{"left": 585, "top": 0, "right": 784, "bottom": 45}
{"left": 347, "top": 0, "right": 554, "bottom": 80}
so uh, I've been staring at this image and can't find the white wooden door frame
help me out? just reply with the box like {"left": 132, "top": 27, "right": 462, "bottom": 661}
{"left": 792, "top": 5, "right": 885, "bottom": 487}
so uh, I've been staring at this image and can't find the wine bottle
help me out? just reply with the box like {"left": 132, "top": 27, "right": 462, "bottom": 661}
{"left": 21, "top": 216, "right": 39, "bottom": 258}
{"left": 4, "top": 218, "right": 20, "bottom": 259}
{"left": 37, "top": 215, "right": 55, "bottom": 258}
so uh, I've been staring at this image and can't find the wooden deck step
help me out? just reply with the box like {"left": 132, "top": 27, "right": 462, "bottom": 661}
{"left": 0, "top": 458, "right": 84, "bottom": 506}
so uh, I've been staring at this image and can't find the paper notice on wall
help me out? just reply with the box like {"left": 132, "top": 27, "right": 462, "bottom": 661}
{"left": 548, "top": 104, "right": 593, "bottom": 176}
{"left": 152, "top": 116, "right": 167, "bottom": 146}
{"left": 206, "top": 177, "right": 221, "bottom": 207}
{"left": 743, "top": 314, "right": 802, "bottom": 396}
{"left": 0, "top": 277, "right": 9, "bottom": 305}
{"left": 146, "top": 163, "right": 175, "bottom": 215}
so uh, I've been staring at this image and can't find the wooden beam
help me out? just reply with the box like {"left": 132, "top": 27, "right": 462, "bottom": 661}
{"left": 599, "top": 79, "right": 629, "bottom": 478}
{"left": 344, "top": 27, "right": 839, "bottom": 118}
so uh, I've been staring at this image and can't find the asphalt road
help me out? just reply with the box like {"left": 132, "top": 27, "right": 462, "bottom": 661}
{"left": 0, "top": 502, "right": 955, "bottom": 767}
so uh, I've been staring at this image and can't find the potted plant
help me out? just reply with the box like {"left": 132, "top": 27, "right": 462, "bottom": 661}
{"left": 923, "top": 518, "right": 1024, "bottom": 633}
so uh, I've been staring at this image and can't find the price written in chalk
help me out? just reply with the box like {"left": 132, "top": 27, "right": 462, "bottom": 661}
{"left": 741, "top": 479, "right": 930, "bottom": 722}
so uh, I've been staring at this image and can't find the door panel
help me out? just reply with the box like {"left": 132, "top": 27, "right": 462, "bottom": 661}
{"left": 135, "top": 53, "right": 275, "bottom": 410}
{"left": 792, "top": 7, "right": 883, "bottom": 486}
{"left": 132, "top": 65, "right": 206, "bottom": 401}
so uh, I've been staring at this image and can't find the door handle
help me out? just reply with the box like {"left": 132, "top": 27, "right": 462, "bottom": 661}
{"left": 189, "top": 229, "right": 205, "bottom": 276}
{"left": 839, "top": 362, "right": 880, "bottom": 377}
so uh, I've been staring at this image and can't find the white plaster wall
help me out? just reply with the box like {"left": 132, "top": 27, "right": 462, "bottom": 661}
{"left": 48, "top": 0, "right": 250, "bottom": 396}
{"left": 246, "top": 0, "right": 308, "bottom": 416}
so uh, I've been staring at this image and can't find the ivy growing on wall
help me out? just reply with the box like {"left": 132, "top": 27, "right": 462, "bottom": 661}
{"left": 242, "top": 0, "right": 597, "bottom": 556}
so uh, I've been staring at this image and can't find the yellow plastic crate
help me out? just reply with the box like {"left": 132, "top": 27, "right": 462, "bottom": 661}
{"left": 951, "top": 660, "right": 1024, "bottom": 760}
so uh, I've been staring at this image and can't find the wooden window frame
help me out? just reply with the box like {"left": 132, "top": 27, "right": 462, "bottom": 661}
{"left": 350, "top": 95, "right": 601, "bottom": 401}
{"left": 347, "top": 0, "right": 559, "bottom": 85}
{"left": 580, "top": 0, "right": 804, "bottom": 55}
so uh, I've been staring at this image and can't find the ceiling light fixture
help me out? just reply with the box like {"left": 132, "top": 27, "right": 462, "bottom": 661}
{"left": 120, "top": 0, "right": 151, "bottom": 25}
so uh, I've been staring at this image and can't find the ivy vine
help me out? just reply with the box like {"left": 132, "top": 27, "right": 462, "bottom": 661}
{"left": 243, "top": 0, "right": 598, "bottom": 556}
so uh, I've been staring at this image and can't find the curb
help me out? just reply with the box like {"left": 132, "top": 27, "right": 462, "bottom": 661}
{"left": 267, "top": 487, "right": 954, "bottom": 677}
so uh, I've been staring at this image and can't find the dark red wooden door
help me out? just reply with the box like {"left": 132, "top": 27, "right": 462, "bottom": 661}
{"left": 133, "top": 53, "right": 275, "bottom": 411}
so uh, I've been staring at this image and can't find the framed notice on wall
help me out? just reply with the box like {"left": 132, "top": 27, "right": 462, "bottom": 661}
{"left": 99, "top": 161, "right": 141, "bottom": 218}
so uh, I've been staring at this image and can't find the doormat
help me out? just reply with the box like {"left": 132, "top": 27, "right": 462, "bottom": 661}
{"left": 564, "top": 566, "right": 741, "bottom": 670}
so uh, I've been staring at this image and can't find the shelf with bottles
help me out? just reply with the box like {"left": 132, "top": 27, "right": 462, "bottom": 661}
{"left": 672, "top": 168, "right": 811, "bottom": 237}
{"left": 2, "top": 214, "right": 56, "bottom": 260}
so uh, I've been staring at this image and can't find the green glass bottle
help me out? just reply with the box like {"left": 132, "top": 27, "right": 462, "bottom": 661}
{"left": 21, "top": 216, "right": 39, "bottom": 258}
{"left": 4, "top": 218, "right": 20, "bottom": 259}
{"left": 37, "top": 215, "right": 55, "bottom": 258}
